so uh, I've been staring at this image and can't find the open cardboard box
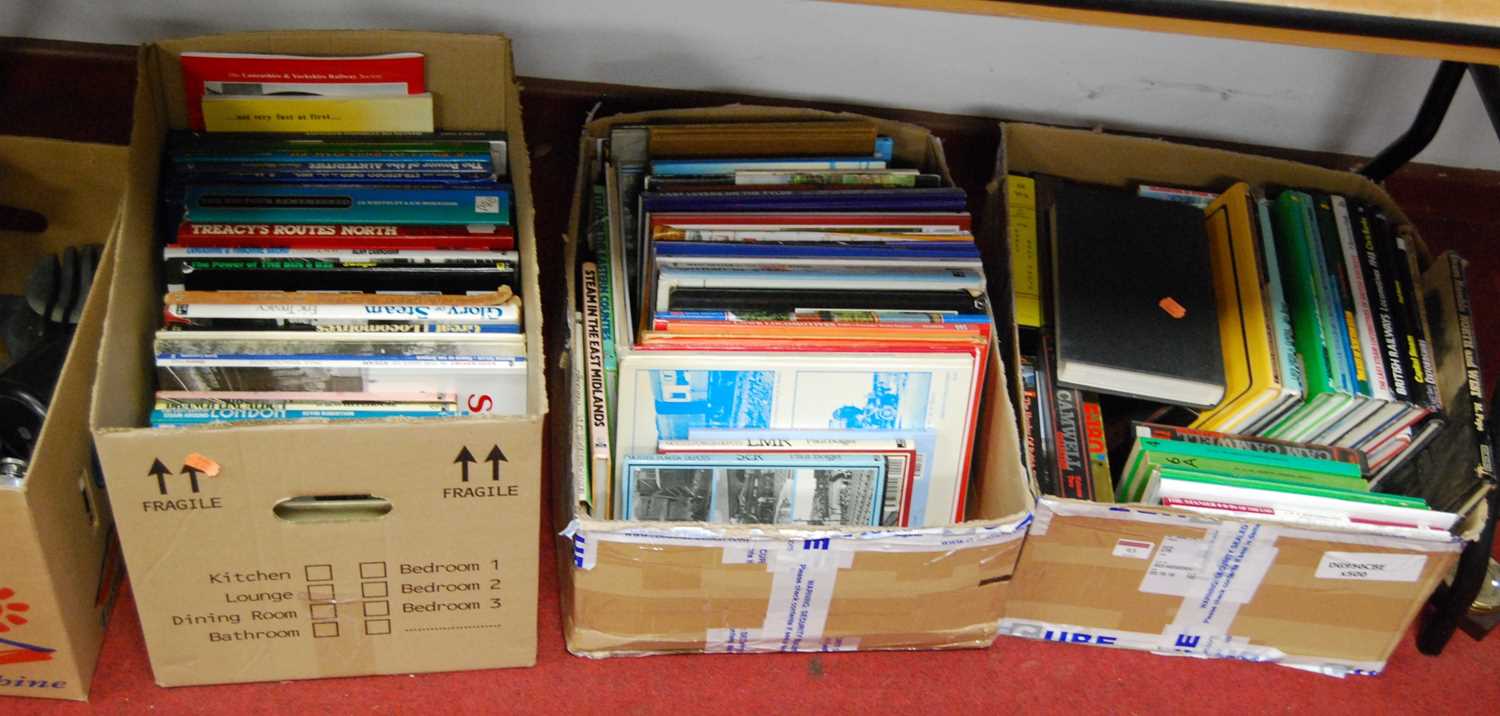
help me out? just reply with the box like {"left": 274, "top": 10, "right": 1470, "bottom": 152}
{"left": 0, "top": 135, "right": 127, "bottom": 701}
{"left": 554, "top": 106, "right": 1033, "bottom": 656}
{"left": 87, "top": 31, "right": 545, "bottom": 687}
{"left": 989, "top": 122, "right": 1491, "bottom": 676}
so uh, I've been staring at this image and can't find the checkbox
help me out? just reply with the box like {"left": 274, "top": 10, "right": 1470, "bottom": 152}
{"left": 361, "top": 581, "right": 388, "bottom": 598}
{"left": 365, "top": 619, "right": 391, "bottom": 636}
{"left": 304, "top": 564, "right": 333, "bottom": 582}
{"left": 309, "top": 603, "right": 337, "bottom": 620}
{"left": 363, "top": 600, "right": 390, "bottom": 617}
{"left": 312, "top": 622, "right": 340, "bottom": 638}
{"left": 307, "top": 584, "right": 335, "bottom": 601}
{"left": 359, "top": 561, "right": 387, "bottom": 579}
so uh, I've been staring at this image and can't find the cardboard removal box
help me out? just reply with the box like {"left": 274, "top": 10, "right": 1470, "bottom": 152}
{"left": 88, "top": 31, "right": 545, "bottom": 687}
{"left": 0, "top": 135, "right": 127, "bottom": 701}
{"left": 554, "top": 106, "right": 1034, "bottom": 657}
{"left": 990, "top": 122, "right": 1490, "bottom": 676}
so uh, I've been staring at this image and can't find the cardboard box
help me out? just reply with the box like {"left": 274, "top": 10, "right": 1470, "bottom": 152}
{"left": 88, "top": 32, "right": 545, "bottom": 687}
{"left": 990, "top": 122, "right": 1490, "bottom": 676}
{"left": 553, "top": 106, "right": 1033, "bottom": 656}
{"left": 0, "top": 135, "right": 127, "bottom": 701}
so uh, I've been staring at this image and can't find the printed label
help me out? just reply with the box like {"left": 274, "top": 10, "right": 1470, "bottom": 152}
{"left": 1112, "top": 539, "right": 1155, "bottom": 560}
{"left": 1315, "top": 552, "right": 1427, "bottom": 582}
{"left": 1139, "top": 536, "right": 1210, "bottom": 596}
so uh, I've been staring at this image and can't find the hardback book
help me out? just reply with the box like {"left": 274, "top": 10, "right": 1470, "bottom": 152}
{"left": 1049, "top": 182, "right": 1224, "bottom": 407}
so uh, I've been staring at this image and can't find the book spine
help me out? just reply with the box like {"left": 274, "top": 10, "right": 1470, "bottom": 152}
{"left": 1272, "top": 192, "right": 1334, "bottom": 396}
{"left": 1255, "top": 197, "right": 1303, "bottom": 396}
{"left": 1442, "top": 254, "right": 1493, "bottom": 480}
{"left": 165, "top": 302, "right": 520, "bottom": 324}
{"left": 1052, "top": 385, "right": 1094, "bottom": 500}
{"left": 1006, "top": 175, "right": 1043, "bottom": 328}
{"left": 1304, "top": 194, "right": 1356, "bottom": 394}
{"left": 1393, "top": 236, "right": 1440, "bottom": 412}
{"left": 580, "top": 263, "right": 613, "bottom": 502}
{"left": 1020, "top": 357, "right": 1043, "bottom": 491}
{"left": 179, "top": 158, "right": 492, "bottom": 172}
{"left": 1137, "top": 421, "right": 1366, "bottom": 467}
{"left": 1081, "top": 392, "right": 1113, "bottom": 502}
{"left": 175, "top": 222, "right": 513, "bottom": 250}
{"left": 1354, "top": 203, "right": 1411, "bottom": 404}
{"left": 1373, "top": 212, "right": 1418, "bottom": 409}
{"left": 185, "top": 186, "right": 512, "bottom": 226}
{"left": 1332, "top": 196, "right": 1389, "bottom": 400}
{"left": 1400, "top": 237, "right": 1442, "bottom": 413}
{"left": 1033, "top": 339, "right": 1060, "bottom": 497}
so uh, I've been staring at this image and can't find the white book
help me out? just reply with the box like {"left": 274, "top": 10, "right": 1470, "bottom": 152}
{"left": 1148, "top": 472, "right": 1457, "bottom": 534}
{"left": 1332, "top": 196, "right": 1392, "bottom": 401}
{"left": 166, "top": 300, "right": 521, "bottom": 324}
{"left": 653, "top": 265, "right": 984, "bottom": 312}
{"left": 615, "top": 349, "right": 979, "bottom": 527}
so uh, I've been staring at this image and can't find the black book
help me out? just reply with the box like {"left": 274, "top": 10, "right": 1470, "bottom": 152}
{"left": 667, "top": 287, "right": 987, "bottom": 315}
{"left": 1352, "top": 200, "right": 1409, "bottom": 403}
{"left": 1049, "top": 182, "right": 1224, "bottom": 407}
{"left": 164, "top": 257, "right": 517, "bottom": 294}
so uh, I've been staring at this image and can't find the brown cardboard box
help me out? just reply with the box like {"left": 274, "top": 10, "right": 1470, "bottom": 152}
{"left": 990, "top": 122, "right": 1490, "bottom": 676}
{"left": 553, "top": 106, "right": 1033, "bottom": 656}
{"left": 0, "top": 135, "right": 127, "bottom": 701}
{"left": 87, "top": 32, "right": 545, "bottom": 687}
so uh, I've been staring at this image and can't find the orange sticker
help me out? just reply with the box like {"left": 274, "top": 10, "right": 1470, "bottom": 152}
{"left": 183, "top": 452, "right": 221, "bottom": 477}
{"left": 1158, "top": 297, "right": 1187, "bottom": 319}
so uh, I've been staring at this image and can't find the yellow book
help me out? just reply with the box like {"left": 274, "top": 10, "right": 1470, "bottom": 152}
{"left": 200, "top": 94, "right": 434, "bottom": 133}
{"left": 1191, "top": 182, "right": 1285, "bottom": 432}
{"left": 1006, "top": 175, "right": 1042, "bottom": 328}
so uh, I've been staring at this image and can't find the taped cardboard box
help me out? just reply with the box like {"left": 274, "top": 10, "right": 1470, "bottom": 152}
{"left": 553, "top": 106, "right": 1033, "bottom": 657}
{"left": 989, "top": 122, "right": 1489, "bottom": 676}
{"left": 88, "top": 32, "right": 544, "bottom": 687}
{"left": 0, "top": 135, "right": 127, "bottom": 701}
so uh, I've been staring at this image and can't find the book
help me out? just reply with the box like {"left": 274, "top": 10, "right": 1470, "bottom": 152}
{"left": 162, "top": 291, "right": 521, "bottom": 333}
{"left": 183, "top": 184, "right": 511, "bottom": 225}
{"left": 656, "top": 436, "right": 917, "bottom": 526}
{"left": 201, "top": 94, "right": 435, "bottom": 133}
{"left": 1006, "top": 175, "right": 1043, "bottom": 328}
{"left": 1191, "top": 183, "right": 1292, "bottom": 433}
{"left": 652, "top": 265, "right": 984, "bottom": 312}
{"left": 1049, "top": 182, "right": 1224, "bottom": 407}
{"left": 614, "top": 349, "right": 980, "bottom": 527}
{"left": 175, "top": 222, "right": 513, "bottom": 250}
{"left": 163, "top": 256, "right": 517, "bottom": 294}
{"left": 581, "top": 263, "right": 614, "bottom": 520}
{"left": 630, "top": 121, "right": 879, "bottom": 159}
{"left": 151, "top": 396, "right": 459, "bottom": 426}
{"left": 1312, "top": 193, "right": 1366, "bottom": 395}
{"left": 155, "top": 356, "right": 527, "bottom": 416}
{"left": 1118, "top": 436, "right": 1367, "bottom": 503}
{"left": 1375, "top": 253, "right": 1493, "bottom": 514}
{"left": 179, "top": 51, "right": 426, "bottom": 131}
{"left": 617, "top": 452, "right": 887, "bottom": 526}
{"left": 665, "top": 287, "right": 987, "bottom": 316}
{"left": 649, "top": 157, "right": 888, "bottom": 175}
{"left": 153, "top": 332, "right": 522, "bottom": 359}
{"left": 1255, "top": 195, "right": 1305, "bottom": 407}
{"left": 1332, "top": 196, "right": 1389, "bottom": 401}
{"left": 1133, "top": 422, "right": 1366, "bottom": 470}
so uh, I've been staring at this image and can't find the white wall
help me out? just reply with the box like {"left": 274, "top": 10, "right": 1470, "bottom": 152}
{"left": 5, "top": 0, "right": 1495, "bottom": 169}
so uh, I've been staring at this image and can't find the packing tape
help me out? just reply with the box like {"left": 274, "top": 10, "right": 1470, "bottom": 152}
{"left": 996, "top": 618, "right": 1388, "bottom": 677}
{"left": 1142, "top": 522, "right": 1280, "bottom": 641}
{"left": 561, "top": 517, "right": 1031, "bottom": 571}
{"left": 562, "top": 517, "right": 1029, "bottom": 653}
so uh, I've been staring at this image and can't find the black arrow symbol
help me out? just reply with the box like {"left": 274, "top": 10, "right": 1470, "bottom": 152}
{"left": 484, "top": 445, "right": 506, "bottom": 481}
{"left": 148, "top": 458, "right": 171, "bottom": 495}
{"left": 180, "top": 464, "right": 203, "bottom": 493}
{"left": 454, "top": 446, "right": 476, "bottom": 482}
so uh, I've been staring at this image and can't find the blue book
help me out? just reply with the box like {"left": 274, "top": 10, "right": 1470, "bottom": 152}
{"left": 184, "top": 184, "right": 512, "bottom": 226}
{"left": 177, "top": 155, "right": 491, "bottom": 168}
{"left": 181, "top": 172, "right": 498, "bottom": 186}
{"left": 639, "top": 187, "right": 968, "bottom": 214}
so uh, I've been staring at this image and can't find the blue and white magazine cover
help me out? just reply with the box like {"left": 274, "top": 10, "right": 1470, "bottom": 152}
{"left": 616, "top": 350, "right": 976, "bottom": 526}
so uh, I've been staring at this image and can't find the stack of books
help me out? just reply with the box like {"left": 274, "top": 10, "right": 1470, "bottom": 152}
{"left": 579, "top": 118, "right": 992, "bottom": 528}
{"left": 1008, "top": 174, "right": 1489, "bottom": 533}
{"left": 149, "top": 51, "right": 525, "bottom": 427}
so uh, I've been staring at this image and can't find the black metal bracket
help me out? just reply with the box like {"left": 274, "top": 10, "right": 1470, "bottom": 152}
{"left": 1359, "top": 62, "right": 1500, "bottom": 182}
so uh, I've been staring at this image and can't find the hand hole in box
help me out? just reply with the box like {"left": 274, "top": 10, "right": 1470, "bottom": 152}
{"left": 273, "top": 494, "right": 392, "bottom": 523}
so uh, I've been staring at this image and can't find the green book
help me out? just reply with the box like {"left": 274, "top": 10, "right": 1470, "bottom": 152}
{"left": 1154, "top": 466, "right": 1429, "bottom": 511}
{"left": 1266, "top": 192, "right": 1345, "bottom": 441}
{"left": 1117, "top": 436, "right": 1366, "bottom": 502}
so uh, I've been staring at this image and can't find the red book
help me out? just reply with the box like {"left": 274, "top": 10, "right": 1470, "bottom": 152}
{"left": 180, "top": 52, "right": 426, "bottom": 131}
{"left": 175, "top": 222, "right": 514, "bottom": 250}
